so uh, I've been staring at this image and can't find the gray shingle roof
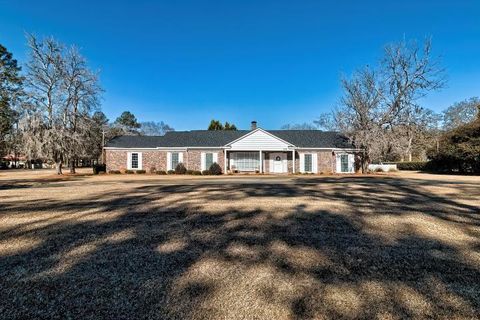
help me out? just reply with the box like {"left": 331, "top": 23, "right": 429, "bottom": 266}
{"left": 269, "top": 130, "right": 354, "bottom": 148}
{"left": 105, "top": 130, "right": 355, "bottom": 149}
{"left": 104, "top": 135, "right": 165, "bottom": 148}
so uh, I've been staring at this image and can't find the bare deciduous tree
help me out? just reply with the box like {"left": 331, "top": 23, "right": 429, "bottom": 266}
{"left": 335, "top": 67, "right": 384, "bottom": 172}
{"left": 24, "top": 35, "right": 65, "bottom": 173}
{"left": 63, "top": 47, "right": 102, "bottom": 173}
{"left": 314, "top": 113, "right": 338, "bottom": 131}
{"left": 382, "top": 39, "right": 445, "bottom": 161}
{"left": 328, "top": 39, "right": 445, "bottom": 170}
{"left": 22, "top": 35, "right": 102, "bottom": 174}
{"left": 139, "top": 121, "right": 174, "bottom": 136}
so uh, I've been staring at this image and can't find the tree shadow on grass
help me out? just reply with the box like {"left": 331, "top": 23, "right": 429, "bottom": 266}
{"left": 0, "top": 175, "right": 89, "bottom": 190}
{"left": 0, "top": 177, "right": 479, "bottom": 319}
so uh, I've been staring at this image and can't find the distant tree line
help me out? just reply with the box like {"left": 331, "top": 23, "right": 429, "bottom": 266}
{"left": 0, "top": 36, "right": 173, "bottom": 174}
{"left": 426, "top": 105, "right": 480, "bottom": 174}
{"left": 207, "top": 119, "right": 237, "bottom": 130}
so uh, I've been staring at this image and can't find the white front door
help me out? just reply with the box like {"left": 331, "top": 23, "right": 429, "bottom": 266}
{"left": 271, "top": 153, "right": 286, "bottom": 173}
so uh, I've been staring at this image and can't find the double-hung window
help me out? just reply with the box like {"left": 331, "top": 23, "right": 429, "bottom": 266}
{"left": 167, "top": 152, "right": 183, "bottom": 170}
{"left": 131, "top": 153, "right": 139, "bottom": 169}
{"left": 300, "top": 153, "right": 316, "bottom": 173}
{"left": 205, "top": 153, "right": 213, "bottom": 169}
{"left": 128, "top": 152, "right": 142, "bottom": 170}
{"left": 304, "top": 154, "right": 312, "bottom": 172}
{"left": 171, "top": 152, "right": 179, "bottom": 169}
{"left": 340, "top": 154, "right": 349, "bottom": 173}
{"left": 336, "top": 153, "right": 354, "bottom": 173}
{"left": 202, "top": 152, "right": 218, "bottom": 170}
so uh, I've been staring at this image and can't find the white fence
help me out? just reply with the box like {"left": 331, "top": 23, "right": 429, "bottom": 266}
{"left": 368, "top": 164, "right": 398, "bottom": 172}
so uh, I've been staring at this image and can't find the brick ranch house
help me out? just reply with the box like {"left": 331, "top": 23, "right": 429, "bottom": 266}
{"left": 104, "top": 121, "right": 361, "bottom": 174}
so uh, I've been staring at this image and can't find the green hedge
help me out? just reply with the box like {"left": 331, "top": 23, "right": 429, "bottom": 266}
{"left": 424, "top": 156, "right": 480, "bottom": 174}
{"left": 208, "top": 163, "right": 222, "bottom": 175}
{"left": 175, "top": 163, "right": 187, "bottom": 174}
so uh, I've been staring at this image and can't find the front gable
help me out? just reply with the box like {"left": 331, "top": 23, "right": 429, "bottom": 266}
{"left": 226, "top": 128, "right": 294, "bottom": 150}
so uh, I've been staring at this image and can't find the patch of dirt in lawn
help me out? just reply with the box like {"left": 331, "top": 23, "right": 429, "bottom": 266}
{"left": 0, "top": 172, "right": 479, "bottom": 319}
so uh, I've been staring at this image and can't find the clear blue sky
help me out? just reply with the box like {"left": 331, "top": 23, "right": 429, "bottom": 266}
{"left": 1, "top": 1, "right": 479, "bottom": 130}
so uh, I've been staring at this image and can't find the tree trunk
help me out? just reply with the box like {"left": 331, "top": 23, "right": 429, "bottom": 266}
{"left": 407, "top": 136, "right": 413, "bottom": 162}
{"left": 361, "top": 150, "right": 370, "bottom": 173}
{"left": 70, "top": 157, "right": 76, "bottom": 174}
{"left": 56, "top": 161, "right": 63, "bottom": 175}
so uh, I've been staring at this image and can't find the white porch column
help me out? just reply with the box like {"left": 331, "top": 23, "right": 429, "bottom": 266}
{"left": 224, "top": 150, "right": 227, "bottom": 173}
{"left": 292, "top": 149, "right": 295, "bottom": 174}
{"left": 259, "top": 150, "right": 263, "bottom": 173}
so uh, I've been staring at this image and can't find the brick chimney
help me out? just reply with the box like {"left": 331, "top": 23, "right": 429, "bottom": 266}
{"left": 251, "top": 121, "right": 257, "bottom": 130}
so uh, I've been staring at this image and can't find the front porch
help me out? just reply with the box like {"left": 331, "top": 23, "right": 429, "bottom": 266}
{"left": 225, "top": 150, "right": 296, "bottom": 174}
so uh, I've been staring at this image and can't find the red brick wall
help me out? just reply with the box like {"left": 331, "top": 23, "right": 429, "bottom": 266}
{"left": 318, "top": 151, "right": 335, "bottom": 174}
{"left": 293, "top": 150, "right": 335, "bottom": 174}
{"left": 105, "top": 150, "right": 168, "bottom": 172}
{"left": 185, "top": 150, "right": 201, "bottom": 171}
{"left": 105, "top": 149, "right": 354, "bottom": 174}
{"left": 217, "top": 150, "right": 225, "bottom": 172}
{"left": 105, "top": 150, "right": 127, "bottom": 171}
{"left": 144, "top": 151, "right": 167, "bottom": 172}
{"left": 185, "top": 150, "right": 224, "bottom": 172}
{"left": 105, "top": 149, "right": 224, "bottom": 173}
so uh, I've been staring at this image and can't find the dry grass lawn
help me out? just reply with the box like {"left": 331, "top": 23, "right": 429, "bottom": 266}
{"left": 0, "top": 169, "right": 479, "bottom": 319}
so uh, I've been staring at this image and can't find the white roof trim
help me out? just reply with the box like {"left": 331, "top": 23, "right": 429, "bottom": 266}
{"left": 105, "top": 146, "right": 225, "bottom": 151}
{"left": 104, "top": 147, "right": 158, "bottom": 150}
{"left": 223, "top": 128, "right": 295, "bottom": 147}
{"left": 184, "top": 147, "right": 224, "bottom": 150}
{"left": 104, "top": 147, "right": 188, "bottom": 151}
{"left": 295, "top": 147, "right": 362, "bottom": 151}
{"left": 156, "top": 147, "right": 187, "bottom": 151}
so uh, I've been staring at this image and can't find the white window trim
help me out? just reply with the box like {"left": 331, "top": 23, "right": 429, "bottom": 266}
{"left": 336, "top": 153, "right": 355, "bottom": 173}
{"left": 127, "top": 152, "right": 142, "bottom": 170}
{"left": 299, "top": 152, "right": 317, "bottom": 173}
{"left": 167, "top": 152, "right": 183, "bottom": 170}
{"left": 202, "top": 152, "right": 219, "bottom": 171}
{"left": 230, "top": 152, "right": 260, "bottom": 172}
{"left": 201, "top": 152, "right": 206, "bottom": 171}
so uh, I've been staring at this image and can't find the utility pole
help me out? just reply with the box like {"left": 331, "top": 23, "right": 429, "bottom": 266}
{"left": 101, "top": 124, "right": 109, "bottom": 164}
